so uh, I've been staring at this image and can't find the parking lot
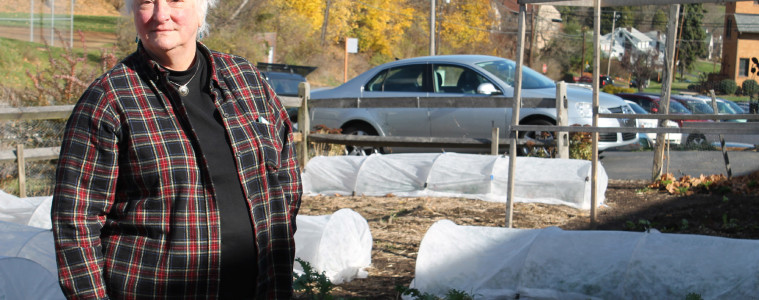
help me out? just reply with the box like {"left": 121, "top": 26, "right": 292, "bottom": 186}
{"left": 601, "top": 149, "right": 759, "bottom": 180}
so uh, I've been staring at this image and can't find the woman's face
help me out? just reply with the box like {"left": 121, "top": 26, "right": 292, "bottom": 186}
{"left": 133, "top": 0, "right": 200, "bottom": 65}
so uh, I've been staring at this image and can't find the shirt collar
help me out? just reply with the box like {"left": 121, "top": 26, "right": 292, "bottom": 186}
{"left": 134, "top": 41, "right": 217, "bottom": 85}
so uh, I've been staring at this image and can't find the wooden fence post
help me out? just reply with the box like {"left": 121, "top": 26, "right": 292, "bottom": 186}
{"left": 555, "top": 81, "right": 569, "bottom": 159}
{"left": 298, "top": 82, "right": 311, "bottom": 170}
{"left": 17, "top": 144, "right": 26, "bottom": 198}
{"left": 491, "top": 127, "right": 499, "bottom": 155}
{"left": 709, "top": 89, "right": 732, "bottom": 178}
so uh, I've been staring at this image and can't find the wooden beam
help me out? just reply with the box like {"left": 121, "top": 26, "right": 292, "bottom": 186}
{"left": 0, "top": 146, "right": 60, "bottom": 163}
{"left": 0, "top": 105, "right": 73, "bottom": 121}
{"left": 506, "top": 5, "right": 528, "bottom": 228}
{"left": 518, "top": 0, "right": 739, "bottom": 7}
{"left": 308, "top": 97, "right": 556, "bottom": 109}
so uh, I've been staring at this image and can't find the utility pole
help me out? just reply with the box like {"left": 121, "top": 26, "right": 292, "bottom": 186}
{"left": 430, "top": 0, "right": 436, "bottom": 56}
{"left": 606, "top": 11, "right": 617, "bottom": 76}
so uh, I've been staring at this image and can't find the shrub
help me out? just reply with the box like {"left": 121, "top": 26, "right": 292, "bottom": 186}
{"left": 718, "top": 79, "right": 737, "bottom": 95}
{"left": 602, "top": 84, "right": 635, "bottom": 95}
{"left": 742, "top": 79, "right": 759, "bottom": 100}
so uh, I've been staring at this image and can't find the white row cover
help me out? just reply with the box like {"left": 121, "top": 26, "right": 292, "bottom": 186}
{"left": 0, "top": 190, "right": 372, "bottom": 293}
{"left": 303, "top": 153, "right": 607, "bottom": 209}
{"left": 411, "top": 220, "right": 759, "bottom": 299}
{"left": 0, "top": 190, "right": 53, "bottom": 229}
{"left": 294, "top": 208, "right": 373, "bottom": 284}
{"left": 0, "top": 221, "right": 63, "bottom": 299}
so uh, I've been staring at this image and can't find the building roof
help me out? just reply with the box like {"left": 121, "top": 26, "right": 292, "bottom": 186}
{"left": 734, "top": 13, "right": 759, "bottom": 34}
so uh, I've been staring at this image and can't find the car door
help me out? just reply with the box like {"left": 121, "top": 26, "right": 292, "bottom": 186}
{"left": 428, "top": 64, "right": 508, "bottom": 139}
{"left": 361, "top": 64, "right": 431, "bottom": 138}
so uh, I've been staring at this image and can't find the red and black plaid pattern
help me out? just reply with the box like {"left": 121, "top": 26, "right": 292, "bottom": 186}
{"left": 52, "top": 43, "right": 301, "bottom": 299}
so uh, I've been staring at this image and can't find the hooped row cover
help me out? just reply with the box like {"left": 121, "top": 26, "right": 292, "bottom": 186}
{"left": 303, "top": 153, "right": 607, "bottom": 209}
{"left": 410, "top": 220, "right": 759, "bottom": 299}
{"left": 0, "top": 189, "right": 372, "bottom": 296}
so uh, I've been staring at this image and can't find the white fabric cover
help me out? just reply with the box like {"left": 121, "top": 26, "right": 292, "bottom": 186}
{"left": 0, "top": 221, "right": 63, "bottom": 299}
{"left": 0, "top": 256, "right": 64, "bottom": 300}
{"left": 303, "top": 153, "right": 606, "bottom": 209}
{"left": 411, "top": 220, "right": 759, "bottom": 299}
{"left": 0, "top": 190, "right": 53, "bottom": 229}
{"left": 294, "top": 208, "right": 372, "bottom": 284}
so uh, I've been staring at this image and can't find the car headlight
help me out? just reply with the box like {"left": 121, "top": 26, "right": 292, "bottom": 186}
{"left": 663, "top": 120, "right": 679, "bottom": 128}
{"left": 575, "top": 102, "right": 592, "bottom": 118}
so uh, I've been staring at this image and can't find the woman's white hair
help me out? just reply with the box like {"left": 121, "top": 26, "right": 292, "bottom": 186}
{"left": 124, "top": 0, "right": 218, "bottom": 39}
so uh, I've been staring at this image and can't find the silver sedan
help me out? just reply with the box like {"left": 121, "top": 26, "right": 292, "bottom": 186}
{"left": 310, "top": 55, "right": 637, "bottom": 154}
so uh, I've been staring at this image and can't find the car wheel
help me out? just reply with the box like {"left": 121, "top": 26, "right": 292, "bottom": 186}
{"left": 517, "top": 119, "right": 555, "bottom": 157}
{"left": 686, "top": 134, "right": 707, "bottom": 147}
{"left": 342, "top": 125, "right": 385, "bottom": 156}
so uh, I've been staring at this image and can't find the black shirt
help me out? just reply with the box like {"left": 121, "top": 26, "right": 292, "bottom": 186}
{"left": 167, "top": 50, "right": 257, "bottom": 298}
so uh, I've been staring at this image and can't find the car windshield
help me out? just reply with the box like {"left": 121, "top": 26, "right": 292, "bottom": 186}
{"left": 626, "top": 102, "right": 648, "bottom": 114}
{"left": 725, "top": 100, "right": 746, "bottom": 113}
{"left": 475, "top": 60, "right": 555, "bottom": 89}
{"left": 669, "top": 101, "right": 691, "bottom": 114}
{"left": 683, "top": 100, "right": 714, "bottom": 114}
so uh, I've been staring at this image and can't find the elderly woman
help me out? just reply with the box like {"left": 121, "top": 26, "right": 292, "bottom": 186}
{"left": 51, "top": 0, "right": 301, "bottom": 299}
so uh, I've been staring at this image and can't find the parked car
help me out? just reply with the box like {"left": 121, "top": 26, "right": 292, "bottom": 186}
{"left": 600, "top": 76, "right": 613, "bottom": 88}
{"left": 257, "top": 63, "right": 317, "bottom": 124}
{"left": 576, "top": 75, "right": 612, "bottom": 88}
{"left": 616, "top": 93, "right": 709, "bottom": 146}
{"left": 624, "top": 100, "right": 682, "bottom": 147}
{"left": 684, "top": 94, "right": 747, "bottom": 122}
{"left": 310, "top": 55, "right": 638, "bottom": 155}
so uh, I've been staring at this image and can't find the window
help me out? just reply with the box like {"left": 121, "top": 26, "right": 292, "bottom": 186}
{"left": 365, "top": 64, "right": 427, "bottom": 92}
{"left": 739, "top": 58, "right": 749, "bottom": 77}
{"left": 432, "top": 65, "right": 493, "bottom": 94}
{"left": 726, "top": 19, "right": 732, "bottom": 39}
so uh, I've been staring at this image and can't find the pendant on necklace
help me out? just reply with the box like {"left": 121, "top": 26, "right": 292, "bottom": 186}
{"left": 178, "top": 85, "right": 189, "bottom": 97}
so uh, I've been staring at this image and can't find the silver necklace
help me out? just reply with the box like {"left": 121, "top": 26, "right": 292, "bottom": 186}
{"left": 168, "top": 65, "right": 198, "bottom": 97}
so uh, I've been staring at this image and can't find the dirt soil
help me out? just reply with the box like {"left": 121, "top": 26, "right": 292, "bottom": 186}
{"left": 298, "top": 177, "right": 759, "bottom": 299}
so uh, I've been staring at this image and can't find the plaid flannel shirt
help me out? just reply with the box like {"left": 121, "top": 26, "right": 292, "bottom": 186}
{"left": 52, "top": 42, "right": 302, "bottom": 299}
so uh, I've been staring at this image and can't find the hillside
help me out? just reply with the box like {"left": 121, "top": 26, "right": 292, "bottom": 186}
{"left": 0, "top": 0, "right": 119, "bottom": 16}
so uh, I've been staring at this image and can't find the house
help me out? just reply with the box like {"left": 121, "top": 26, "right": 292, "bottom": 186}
{"left": 721, "top": 1, "right": 759, "bottom": 86}
{"left": 601, "top": 27, "right": 665, "bottom": 65}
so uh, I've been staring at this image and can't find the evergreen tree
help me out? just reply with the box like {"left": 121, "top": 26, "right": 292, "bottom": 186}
{"left": 677, "top": 4, "right": 708, "bottom": 78}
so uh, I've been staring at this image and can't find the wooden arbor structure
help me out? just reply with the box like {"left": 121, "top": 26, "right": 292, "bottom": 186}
{"left": 506, "top": 0, "right": 745, "bottom": 227}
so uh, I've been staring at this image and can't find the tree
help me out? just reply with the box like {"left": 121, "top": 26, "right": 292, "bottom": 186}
{"left": 621, "top": 49, "right": 660, "bottom": 92}
{"left": 676, "top": 4, "right": 708, "bottom": 78}
{"left": 742, "top": 79, "right": 759, "bottom": 101}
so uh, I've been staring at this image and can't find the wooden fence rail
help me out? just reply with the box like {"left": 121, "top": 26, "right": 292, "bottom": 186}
{"left": 2, "top": 82, "right": 758, "bottom": 197}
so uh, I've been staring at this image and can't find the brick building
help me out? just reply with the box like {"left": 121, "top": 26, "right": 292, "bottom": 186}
{"left": 721, "top": 1, "right": 759, "bottom": 86}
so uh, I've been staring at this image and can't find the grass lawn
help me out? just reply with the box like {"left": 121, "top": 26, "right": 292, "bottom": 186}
{"left": 0, "top": 37, "right": 108, "bottom": 90}
{"left": 637, "top": 60, "right": 753, "bottom": 103}
{"left": 0, "top": 13, "right": 118, "bottom": 33}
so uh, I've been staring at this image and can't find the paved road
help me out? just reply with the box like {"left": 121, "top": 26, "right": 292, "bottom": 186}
{"left": 600, "top": 150, "right": 759, "bottom": 180}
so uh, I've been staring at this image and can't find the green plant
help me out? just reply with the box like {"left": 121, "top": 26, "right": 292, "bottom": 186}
{"left": 675, "top": 186, "right": 690, "bottom": 195}
{"left": 601, "top": 84, "right": 635, "bottom": 95}
{"left": 680, "top": 219, "right": 690, "bottom": 231}
{"left": 396, "top": 286, "right": 476, "bottom": 300}
{"left": 742, "top": 79, "right": 759, "bottom": 100}
{"left": 624, "top": 219, "right": 653, "bottom": 232}
{"left": 721, "top": 213, "right": 739, "bottom": 230}
{"left": 685, "top": 292, "right": 704, "bottom": 300}
{"left": 293, "top": 258, "right": 334, "bottom": 299}
{"left": 568, "top": 127, "right": 592, "bottom": 160}
{"left": 718, "top": 79, "right": 738, "bottom": 95}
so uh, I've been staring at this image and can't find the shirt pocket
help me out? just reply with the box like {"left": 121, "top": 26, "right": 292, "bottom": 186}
{"left": 250, "top": 121, "right": 282, "bottom": 171}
